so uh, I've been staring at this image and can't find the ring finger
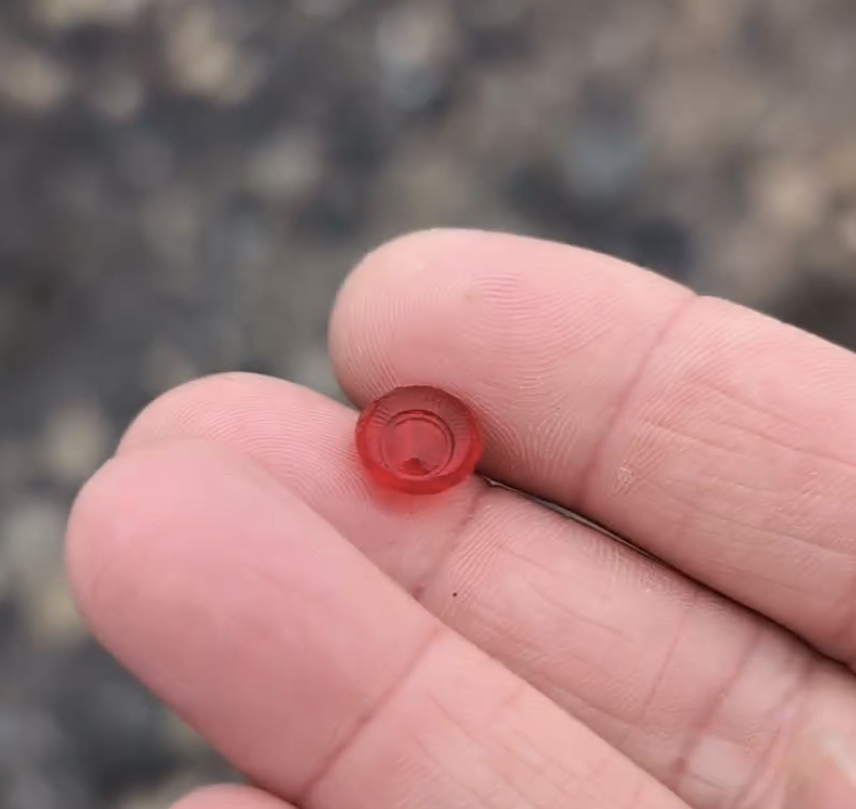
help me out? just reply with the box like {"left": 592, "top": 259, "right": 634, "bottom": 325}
{"left": 67, "top": 439, "right": 691, "bottom": 809}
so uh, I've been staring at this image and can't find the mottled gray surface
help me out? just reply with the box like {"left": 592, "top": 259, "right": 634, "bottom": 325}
{"left": 2, "top": 0, "right": 856, "bottom": 807}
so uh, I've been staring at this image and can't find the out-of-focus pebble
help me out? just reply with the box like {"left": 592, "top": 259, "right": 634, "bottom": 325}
{"left": 40, "top": 401, "right": 111, "bottom": 488}
{"left": 376, "top": 3, "right": 458, "bottom": 113}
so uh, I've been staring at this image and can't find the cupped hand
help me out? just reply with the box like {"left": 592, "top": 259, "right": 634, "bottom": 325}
{"left": 66, "top": 230, "right": 856, "bottom": 809}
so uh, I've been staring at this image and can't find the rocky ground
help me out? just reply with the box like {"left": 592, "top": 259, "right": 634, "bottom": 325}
{"left": 2, "top": 1, "right": 856, "bottom": 807}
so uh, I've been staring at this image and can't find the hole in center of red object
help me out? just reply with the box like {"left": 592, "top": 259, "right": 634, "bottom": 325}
{"left": 381, "top": 411, "right": 454, "bottom": 477}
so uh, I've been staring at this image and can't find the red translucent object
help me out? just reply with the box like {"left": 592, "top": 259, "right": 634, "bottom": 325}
{"left": 356, "top": 385, "right": 483, "bottom": 494}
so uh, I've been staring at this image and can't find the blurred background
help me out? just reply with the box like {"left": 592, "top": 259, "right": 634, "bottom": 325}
{"left": 2, "top": 0, "right": 856, "bottom": 807}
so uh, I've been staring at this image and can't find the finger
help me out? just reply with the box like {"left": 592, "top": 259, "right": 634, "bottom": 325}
{"left": 67, "top": 439, "right": 689, "bottom": 809}
{"left": 118, "top": 372, "right": 856, "bottom": 809}
{"left": 328, "top": 229, "right": 856, "bottom": 665}
{"left": 172, "top": 785, "right": 292, "bottom": 809}
{"left": 785, "top": 735, "right": 856, "bottom": 809}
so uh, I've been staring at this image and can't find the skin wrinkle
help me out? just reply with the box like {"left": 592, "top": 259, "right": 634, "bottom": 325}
{"left": 636, "top": 507, "right": 856, "bottom": 633}
{"left": 639, "top": 450, "right": 825, "bottom": 560}
{"left": 453, "top": 682, "right": 576, "bottom": 809}
{"left": 510, "top": 573, "right": 634, "bottom": 683}
{"left": 432, "top": 491, "right": 529, "bottom": 619}
{"left": 635, "top": 607, "right": 811, "bottom": 809}
{"left": 625, "top": 428, "right": 856, "bottom": 575}
{"left": 400, "top": 706, "right": 501, "bottom": 809}
{"left": 729, "top": 655, "right": 814, "bottom": 809}
{"left": 698, "top": 462, "right": 856, "bottom": 567}
{"left": 679, "top": 768, "right": 729, "bottom": 807}
{"left": 447, "top": 499, "right": 802, "bottom": 809}
{"left": 687, "top": 463, "right": 825, "bottom": 502}
{"left": 693, "top": 356, "right": 856, "bottom": 458}
{"left": 670, "top": 623, "right": 765, "bottom": 802}
{"left": 452, "top": 593, "right": 540, "bottom": 673}
{"left": 537, "top": 750, "right": 609, "bottom": 809}
{"left": 702, "top": 387, "right": 832, "bottom": 458}
{"left": 623, "top": 588, "right": 703, "bottom": 752}
{"left": 460, "top": 267, "right": 631, "bottom": 403}
{"left": 405, "top": 476, "right": 494, "bottom": 607}
{"left": 592, "top": 314, "right": 856, "bottom": 658}
{"left": 576, "top": 291, "right": 699, "bottom": 509}
{"left": 512, "top": 558, "right": 637, "bottom": 650}
{"left": 513, "top": 484, "right": 649, "bottom": 549}
{"left": 298, "top": 622, "right": 448, "bottom": 807}
{"left": 428, "top": 677, "right": 639, "bottom": 809}
{"left": 694, "top": 631, "right": 813, "bottom": 809}
{"left": 409, "top": 674, "right": 569, "bottom": 809}
{"left": 545, "top": 677, "right": 631, "bottom": 742}
{"left": 443, "top": 504, "right": 652, "bottom": 694}
{"left": 448, "top": 527, "right": 557, "bottom": 666}
{"left": 702, "top": 409, "right": 856, "bottom": 511}
{"left": 635, "top": 467, "right": 856, "bottom": 658}
{"left": 622, "top": 772, "right": 650, "bottom": 809}
{"left": 577, "top": 755, "right": 663, "bottom": 809}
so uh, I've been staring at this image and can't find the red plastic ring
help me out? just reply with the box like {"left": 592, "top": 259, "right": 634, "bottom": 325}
{"left": 355, "top": 385, "right": 483, "bottom": 494}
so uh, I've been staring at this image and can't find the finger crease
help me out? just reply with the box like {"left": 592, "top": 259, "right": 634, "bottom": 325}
{"left": 297, "top": 622, "right": 448, "bottom": 807}
{"left": 576, "top": 290, "right": 699, "bottom": 509}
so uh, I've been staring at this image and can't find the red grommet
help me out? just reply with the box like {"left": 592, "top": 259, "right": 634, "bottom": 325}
{"left": 355, "top": 385, "right": 483, "bottom": 494}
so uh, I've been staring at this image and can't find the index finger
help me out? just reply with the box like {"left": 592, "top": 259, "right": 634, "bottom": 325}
{"left": 329, "top": 229, "right": 856, "bottom": 664}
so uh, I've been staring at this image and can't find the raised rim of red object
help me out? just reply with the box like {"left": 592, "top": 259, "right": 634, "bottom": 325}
{"left": 355, "top": 385, "right": 483, "bottom": 494}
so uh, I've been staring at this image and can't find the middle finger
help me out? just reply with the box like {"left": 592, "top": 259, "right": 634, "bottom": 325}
{"left": 119, "top": 373, "right": 852, "bottom": 809}
{"left": 69, "top": 438, "right": 690, "bottom": 809}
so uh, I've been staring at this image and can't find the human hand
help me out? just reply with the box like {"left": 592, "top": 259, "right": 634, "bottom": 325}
{"left": 67, "top": 230, "right": 856, "bottom": 809}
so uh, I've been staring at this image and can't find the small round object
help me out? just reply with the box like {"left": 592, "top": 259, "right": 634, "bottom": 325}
{"left": 355, "top": 385, "right": 483, "bottom": 494}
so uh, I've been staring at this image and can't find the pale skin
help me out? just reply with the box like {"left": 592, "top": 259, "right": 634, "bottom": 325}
{"left": 66, "top": 230, "right": 856, "bottom": 809}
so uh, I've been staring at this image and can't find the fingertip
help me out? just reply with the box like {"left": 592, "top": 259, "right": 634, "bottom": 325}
{"left": 113, "top": 373, "right": 372, "bottom": 517}
{"left": 118, "top": 372, "right": 275, "bottom": 455}
{"left": 327, "top": 228, "right": 691, "bottom": 494}
{"left": 65, "top": 452, "right": 123, "bottom": 629}
{"left": 328, "top": 228, "right": 477, "bottom": 403}
{"left": 65, "top": 438, "right": 278, "bottom": 642}
{"left": 327, "top": 228, "right": 687, "bottom": 410}
{"left": 170, "top": 784, "right": 294, "bottom": 809}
